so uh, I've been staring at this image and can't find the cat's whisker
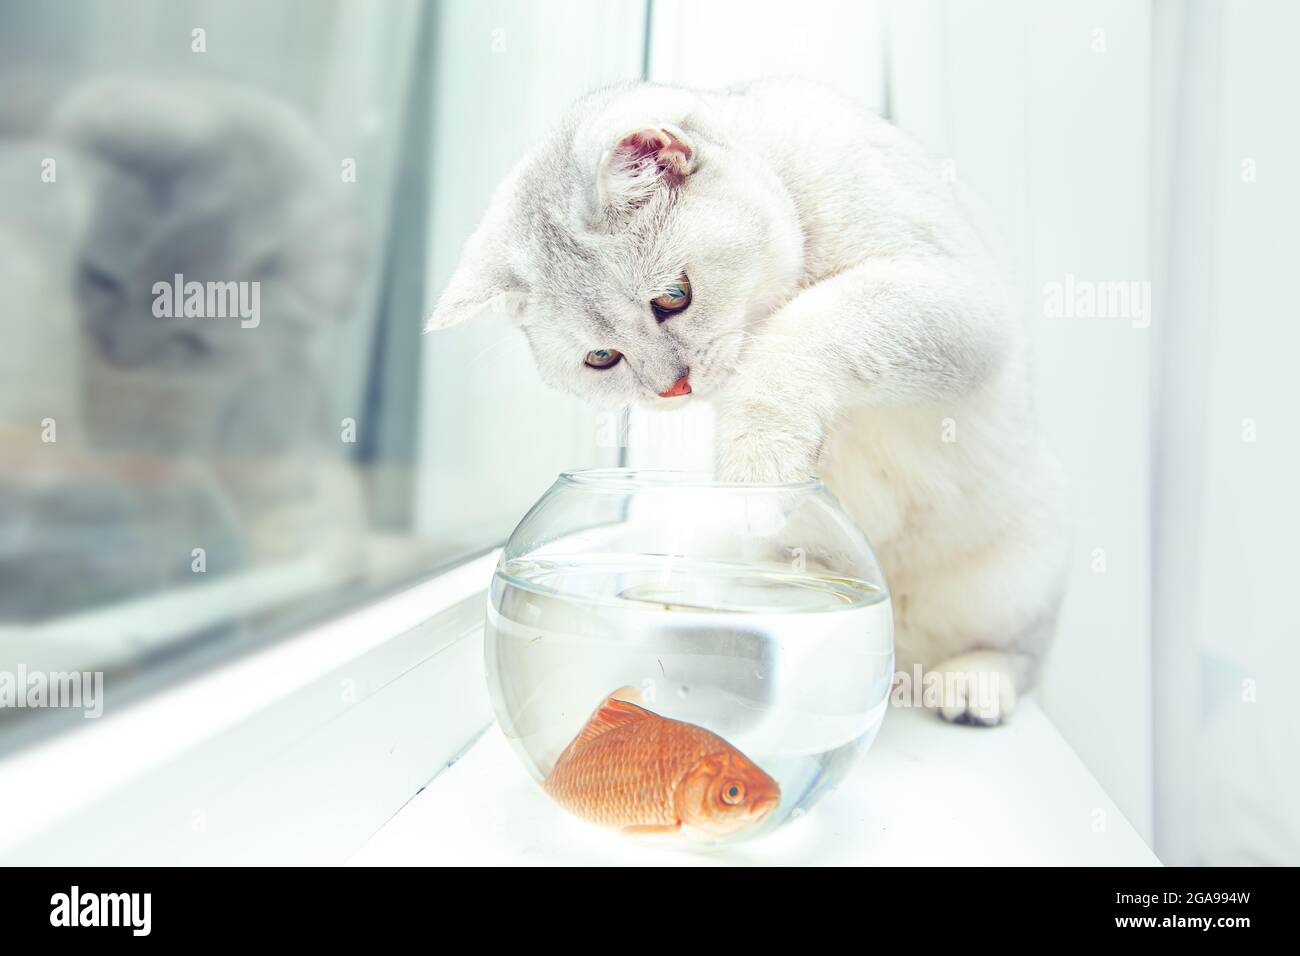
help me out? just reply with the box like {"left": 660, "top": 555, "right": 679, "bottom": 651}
{"left": 707, "top": 327, "right": 761, "bottom": 349}
{"left": 699, "top": 327, "right": 760, "bottom": 371}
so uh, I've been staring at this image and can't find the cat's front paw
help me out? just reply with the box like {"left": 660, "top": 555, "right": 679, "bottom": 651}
{"left": 714, "top": 397, "right": 823, "bottom": 484}
{"left": 928, "top": 651, "right": 1020, "bottom": 727}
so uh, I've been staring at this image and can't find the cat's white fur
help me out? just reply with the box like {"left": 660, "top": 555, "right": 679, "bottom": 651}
{"left": 429, "top": 79, "right": 1067, "bottom": 725}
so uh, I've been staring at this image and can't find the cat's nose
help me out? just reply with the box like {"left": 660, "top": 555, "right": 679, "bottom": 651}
{"left": 657, "top": 372, "right": 691, "bottom": 398}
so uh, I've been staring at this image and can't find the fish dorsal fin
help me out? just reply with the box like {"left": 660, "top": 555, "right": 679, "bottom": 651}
{"left": 575, "top": 695, "right": 654, "bottom": 744}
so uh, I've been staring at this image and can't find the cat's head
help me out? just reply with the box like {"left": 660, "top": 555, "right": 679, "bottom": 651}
{"left": 426, "top": 84, "right": 802, "bottom": 407}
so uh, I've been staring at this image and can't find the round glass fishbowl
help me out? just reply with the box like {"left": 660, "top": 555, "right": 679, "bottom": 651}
{"left": 485, "top": 469, "right": 893, "bottom": 847}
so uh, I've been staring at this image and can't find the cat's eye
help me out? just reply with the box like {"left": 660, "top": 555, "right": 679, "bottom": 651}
{"left": 651, "top": 274, "right": 692, "bottom": 320}
{"left": 584, "top": 348, "right": 623, "bottom": 369}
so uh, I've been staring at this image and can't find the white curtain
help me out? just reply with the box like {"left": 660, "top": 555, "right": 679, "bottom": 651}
{"left": 1152, "top": 0, "right": 1300, "bottom": 865}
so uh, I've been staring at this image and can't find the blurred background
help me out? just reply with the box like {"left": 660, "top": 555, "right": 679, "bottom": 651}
{"left": 0, "top": 0, "right": 1295, "bottom": 866}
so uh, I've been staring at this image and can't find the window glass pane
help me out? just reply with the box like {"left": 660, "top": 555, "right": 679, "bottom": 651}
{"left": 0, "top": 0, "right": 642, "bottom": 747}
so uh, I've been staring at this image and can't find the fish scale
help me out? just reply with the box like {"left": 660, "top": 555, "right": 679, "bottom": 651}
{"left": 542, "top": 692, "right": 780, "bottom": 836}
{"left": 546, "top": 717, "right": 706, "bottom": 827}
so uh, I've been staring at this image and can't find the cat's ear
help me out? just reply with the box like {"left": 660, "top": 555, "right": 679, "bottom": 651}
{"left": 425, "top": 257, "right": 523, "bottom": 331}
{"left": 597, "top": 125, "right": 697, "bottom": 217}
{"left": 425, "top": 217, "right": 525, "bottom": 332}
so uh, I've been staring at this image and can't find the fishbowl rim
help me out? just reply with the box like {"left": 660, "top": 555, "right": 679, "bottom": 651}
{"left": 557, "top": 467, "right": 826, "bottom": 494}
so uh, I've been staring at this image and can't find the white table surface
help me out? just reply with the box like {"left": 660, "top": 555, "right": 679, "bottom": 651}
{"left": 350, "top": 699, "right": 1160, "bottom": 866}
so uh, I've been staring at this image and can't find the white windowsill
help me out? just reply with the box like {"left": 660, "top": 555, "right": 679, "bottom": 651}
{"left": 349, "top": 698, "right": 1160, "bottom": 866}
{"left": 2, "top": 544, "right": 1161, "bottom": 867}
{"left": 0, "top": 550, "right": 500, "bottom": 862}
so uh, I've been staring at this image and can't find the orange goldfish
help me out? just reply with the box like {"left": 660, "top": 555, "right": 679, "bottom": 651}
{"left": 543, "top": 689, "right": 781, "bottom": 840}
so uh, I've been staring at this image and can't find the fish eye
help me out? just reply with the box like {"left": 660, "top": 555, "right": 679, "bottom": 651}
{"left": 651, "top": 274, "right": 692, "bottom": 322}
{"left": 721, "top": 780, "right": 745, "bottom": 805}
{"left": 584, "top": 348, "right": 623, "bottom": 370}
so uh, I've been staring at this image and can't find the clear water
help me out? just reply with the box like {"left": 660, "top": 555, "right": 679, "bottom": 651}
{"left": 485, "top": 554, "right": 894, "bottom": 841}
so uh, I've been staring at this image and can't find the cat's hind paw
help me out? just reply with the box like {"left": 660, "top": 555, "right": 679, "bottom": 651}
{"left": 928, "top": 650, "right": 1020, "bottom": 727}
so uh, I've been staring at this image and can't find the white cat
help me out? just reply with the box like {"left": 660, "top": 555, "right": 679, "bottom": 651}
{"left": 428, "top": 79, "right": 1067, "bottom": 725}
